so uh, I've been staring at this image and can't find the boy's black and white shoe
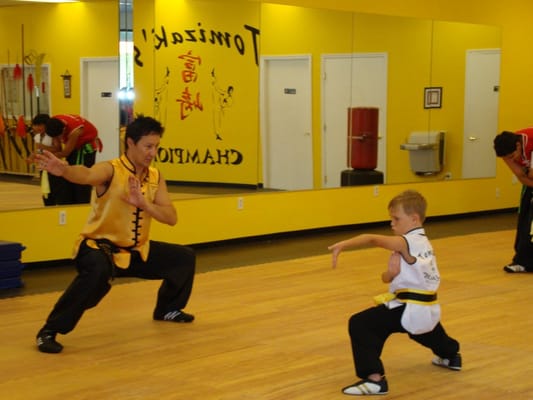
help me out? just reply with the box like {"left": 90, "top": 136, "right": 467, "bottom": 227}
{"left": 153, "top": 310, "right": 194, "bottom": 323}
{"left": 342, "top": 377, "right": 388, "bottom": 396}
{"left": 36, "top": 330, "right": 63, "bottom": 354}
{"left": 432, "top": 353, "right": 462, "bottom": 371}
{"left": 503, "top": 264, "right": 526, "bottom": 273}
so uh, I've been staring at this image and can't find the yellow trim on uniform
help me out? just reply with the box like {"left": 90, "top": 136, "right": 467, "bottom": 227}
{"left": 373, "top": 288, "right": 438, "bottom": 306}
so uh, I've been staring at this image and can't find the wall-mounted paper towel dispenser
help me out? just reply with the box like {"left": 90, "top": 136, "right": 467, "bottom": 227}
{"left": 400, "top": 131, "right": 445, "bottom": 175}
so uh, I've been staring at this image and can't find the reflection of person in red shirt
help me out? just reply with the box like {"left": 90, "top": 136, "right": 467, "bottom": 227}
{"left": 46, "top": 114, "right": 103, "bottom": 204}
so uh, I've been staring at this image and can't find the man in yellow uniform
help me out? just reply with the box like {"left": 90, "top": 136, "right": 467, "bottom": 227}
{"left": 34, "top": 115, "right": 195, "bottom": 353}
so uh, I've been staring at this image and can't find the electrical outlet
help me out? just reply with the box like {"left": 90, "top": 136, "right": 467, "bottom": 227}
{"left": 237, "top": 197, "right": 244, "bottom": 210}
{"left": 495, "top": 188, "right": 500, "bottom": 198}
{"left": 59, "top": 210, "right": 67, "bottom": 225}
{"left": 373, "top": 185, "right": 379, "bottom": 197}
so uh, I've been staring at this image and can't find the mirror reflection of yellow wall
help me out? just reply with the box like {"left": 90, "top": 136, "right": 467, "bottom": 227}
{"left": 350, "top": 13, "right": 433, "bottom": 184}
{"left": 134, "top": 0, "right": 260, "bottom": 186}
{"left": 0, "top": 2, "right": 117, "bottom": 176}
{"left": 0, "top": 0, "right": 502, "bottom": 188}
{"left": 133, "top": 1, "right": 501, "bottom": 187}
{"left": 0, "top": 3, "right": 117, "bottom": 114}
{"left": 430, "top": 21, "right": 501, "bottom": 183}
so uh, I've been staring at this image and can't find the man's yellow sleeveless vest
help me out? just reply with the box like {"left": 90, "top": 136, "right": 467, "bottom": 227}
{"left": 73, "top": 154, "right": 160, "bottom": 268}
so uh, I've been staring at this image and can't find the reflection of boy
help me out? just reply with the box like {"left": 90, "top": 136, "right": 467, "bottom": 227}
{"left": 30, "top": 114, "right": 66, "bottom": 206}
{"left": 211, "top": 68, "right": 234, "bottom": 140}
{"left": 328, "top": 190, "right": 461, "bottom": 396}
{"left": 494, "top": 129, "right": 533, "bottom": 273}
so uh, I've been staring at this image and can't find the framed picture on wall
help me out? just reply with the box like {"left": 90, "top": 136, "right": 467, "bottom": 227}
{"left": 61, "top": 70, "right": 72, "bottom": 98}
{"left": 424, "top": 87, "right": 442, "bottom": 109}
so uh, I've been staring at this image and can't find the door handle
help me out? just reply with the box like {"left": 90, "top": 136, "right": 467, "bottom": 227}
{"left": 468, "top": 136, "right": 479, "bottom": 141}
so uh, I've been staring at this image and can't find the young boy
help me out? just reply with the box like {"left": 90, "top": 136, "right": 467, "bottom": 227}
{"left": 328, "top": 190, "right": 461, "bottom": 396}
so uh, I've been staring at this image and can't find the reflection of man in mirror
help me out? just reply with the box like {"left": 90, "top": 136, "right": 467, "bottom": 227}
{"left": 211, "top": 68, "right": 234, "bottom": 141}
{"left": 45, "top": 114, "right": 103, "bottom": 204}
{"left": 494, "top": 129, "right": 533, "bottom": 273}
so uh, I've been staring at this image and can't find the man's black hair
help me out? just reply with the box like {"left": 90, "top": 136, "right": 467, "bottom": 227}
{"left": 32, "top": 114, "right": 50, "bottom": 126}
{"left": 494, "top": 131, "right": 520, "bottom": 157}
{"left": 125, "top": 115, "right": 164, "bottom": 149}
{"left": 45, "top": 118, "right": 66, "bottom": 138}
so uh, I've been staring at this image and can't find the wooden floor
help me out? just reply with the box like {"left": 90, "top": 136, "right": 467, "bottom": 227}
{"left": 0, "top": 179, "right": 232, "bottom": 211}
{"left": 2, "top": 229, "right": 532, "bottom": 399}
{"left": 0, "top": 172, "right": 276, "bottom": 211}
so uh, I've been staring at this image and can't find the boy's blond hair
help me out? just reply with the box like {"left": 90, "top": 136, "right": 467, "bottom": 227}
{"left": 388, "top": 190, "right": 427, "bottom": 222}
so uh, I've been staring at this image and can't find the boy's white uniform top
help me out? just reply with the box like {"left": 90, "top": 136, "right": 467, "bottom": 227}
{"left": 34, "top": 133, "right": 54, "bottom": 198}
{"left": 386, "top": 227, "right": 441, "bottom": 334}
{"left": 34, "top": 133, "right": 53, "bottom": 147}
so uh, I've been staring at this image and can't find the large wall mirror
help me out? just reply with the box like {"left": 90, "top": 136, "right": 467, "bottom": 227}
{"left": 0, "top": 0, "right": 501, "bottom": 210}
{"left": 263, "top": 6, "right": 500, "bottom": 188}
{"left": 133, "top": 0, "right": 501, "bottom": 191}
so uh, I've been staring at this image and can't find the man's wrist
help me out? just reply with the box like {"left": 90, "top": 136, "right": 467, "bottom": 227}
{"left": 58, "top": 161, "right": 69, "bottom": 176}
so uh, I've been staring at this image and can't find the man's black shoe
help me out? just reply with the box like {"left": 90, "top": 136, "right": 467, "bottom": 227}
{"left": 154, "top": 310, "right": 195, "bottom": 323}
{"left": 36, "top": 330, "right": 63, "bottom": 353}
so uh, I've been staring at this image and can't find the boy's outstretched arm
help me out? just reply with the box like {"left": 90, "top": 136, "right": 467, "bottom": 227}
{"left": 328, "top": 233, "right": 411, "bottom": 269}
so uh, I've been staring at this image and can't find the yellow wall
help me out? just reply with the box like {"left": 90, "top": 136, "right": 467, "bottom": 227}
{"left": 0, "top": 0, "right": 530, "bottom": 263}
{"left": 0, "top": 176, "right": 518, "bottom": 263}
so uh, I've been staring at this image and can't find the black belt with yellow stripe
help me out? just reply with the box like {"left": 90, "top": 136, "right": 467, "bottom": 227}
{"left": 395, "top": 289, "right": 438, "bottom": 305}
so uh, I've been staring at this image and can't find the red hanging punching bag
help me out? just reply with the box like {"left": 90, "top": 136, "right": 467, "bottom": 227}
{"left": 347, "top": 107, "right": 379, "bottom": 170}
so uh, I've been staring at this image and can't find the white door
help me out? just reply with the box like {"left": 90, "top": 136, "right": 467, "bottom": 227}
{"left": 260, "top": 56, "right": 313, "bottom": 191}
{"left": 462, "top": 49, "right": 500, "bottom": 179}
{"left": 322, "top": 53, "right": 388, "bottom": 188}
{"left": 81, "top": 57, "right": 120, "bottom": 162}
